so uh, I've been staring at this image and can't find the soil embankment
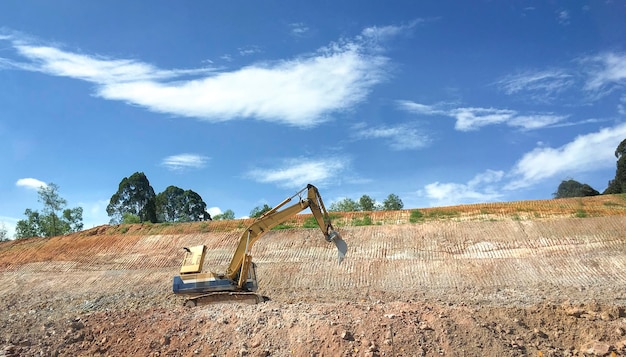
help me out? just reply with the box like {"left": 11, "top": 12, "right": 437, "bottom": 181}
{"left": 1, "top": 195, "right": 625, "bottom": 356}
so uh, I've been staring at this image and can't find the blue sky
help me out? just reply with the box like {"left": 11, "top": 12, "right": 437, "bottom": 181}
{"left": 1, "top": 1, "right": 626, "bottom": 237}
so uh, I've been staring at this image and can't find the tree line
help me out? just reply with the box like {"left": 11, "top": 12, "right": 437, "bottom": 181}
{"left": 248, "top": 193, "right": 404, "bottom": 218}
{"left": 554, "top": 138, "right": 626, "bottom": 198}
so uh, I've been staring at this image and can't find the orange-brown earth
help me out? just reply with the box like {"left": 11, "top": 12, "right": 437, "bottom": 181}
{"left": 1, "top": 194, "right": 626, "bottom": 356}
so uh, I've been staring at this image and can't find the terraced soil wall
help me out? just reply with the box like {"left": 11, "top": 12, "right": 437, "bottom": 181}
{"left": 1, "top": 196, "right": 625, "bottom": 356}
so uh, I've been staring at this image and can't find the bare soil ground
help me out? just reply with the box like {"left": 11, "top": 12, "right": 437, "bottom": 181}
{"left": 1, "top": 195, "right": 626, "bottom": 356}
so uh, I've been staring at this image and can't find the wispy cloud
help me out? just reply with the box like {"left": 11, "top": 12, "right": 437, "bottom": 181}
{"left": 289, "top": 23, "right": 310, "bottom": 37}
{"left": 398, "top": 101, "right": 567, "bottom": 131}
{"left": 161, "top": 153, "right": 209, "bottom": 171}
{"left": 238, "top": 45, "right": 262, "bottom": 56}
{"left": 422, "top": 170, "right": 504, "bottom": 206}
{"left": 508, "top": 122, "right": 626, "bottom": 189}
{"left": 0, "top": 26, "right": 410, "bottom": 128}
{"left": 15, "top": 178, "right": 47, "bottom": 189}
{"left": 557, "top": 10, "right": 570, "bottom": 25}
{"left": 495, "top": 69, "right": 575, "bottom": 101}
{"left": 352, "top": 123, "right": 430, "bottom": 150}
{"left": 581, "top": 52, "right": 626, "bottom": 95}
{"left": 496, "top": 52, "right": 626, "bottom": 103}
{"left": 246, "top": 157, "right": 350, "bottom": 189}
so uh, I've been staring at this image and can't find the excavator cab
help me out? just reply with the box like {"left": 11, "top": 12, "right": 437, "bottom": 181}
{"left": 179, "top": 245, "right": 206, "bottom": 274}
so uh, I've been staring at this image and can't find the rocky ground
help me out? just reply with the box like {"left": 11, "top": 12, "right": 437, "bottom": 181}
{"left": 2, "top": 292, "right": 625, "bottom": 356}
{"left": 1, "top": 196, "right": 626, "bottom": 356}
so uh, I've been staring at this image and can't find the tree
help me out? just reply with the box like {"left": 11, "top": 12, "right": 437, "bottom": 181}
{"left": 61, "top": 207, "right": 84, "bottom": 233}
{"left": 0, "top": 223, "right": 10, "bottom": 242}
{"left": 329, "top": 198, "right": 360, "bottom": 212}
{"left": 15, "top": 209, "right": 41, "bottom": 238}
{"left": 604, "top": 138, "right": 626, "bottom": 194}
{"left": 213, "top": 209, "right": 235, "bottom": 220}
{"left": 39, "top": 183, "right": 67, "bottom": 236}
{"left": 358, "top": 195, "right": 376, "bottom": 212}
{"left": 15, "top": 184, "right": 83, "bottom": 238}
{"left": 156, "top": 186, "right": 210, "bottom": 222}
{"left": 250, "top": 204, "right": 272, "bottom": 218}
{"left": 107, "top": 172, "right": 157, "bottom": 224}
{"left": 382, "top": 193, "right": 403, "bottom": 210}
{"left": 554, "top": 179, "right": 599, "bottom": 198}
{"left": 122, "top": 213, "right": 141, "bottom": 224}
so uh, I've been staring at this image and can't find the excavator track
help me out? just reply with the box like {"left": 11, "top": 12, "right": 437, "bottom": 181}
{"left": 184, "top": 292, "right": 267, "bottom": 307}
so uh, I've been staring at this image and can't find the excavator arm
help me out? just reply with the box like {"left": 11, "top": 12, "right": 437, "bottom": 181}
{"left": 225, "top": 184, "right": 345, "bottom": 287}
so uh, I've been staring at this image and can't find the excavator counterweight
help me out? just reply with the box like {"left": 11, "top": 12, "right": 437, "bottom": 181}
{"left": 172, "top": 184, "right": 347, "bottom": 306}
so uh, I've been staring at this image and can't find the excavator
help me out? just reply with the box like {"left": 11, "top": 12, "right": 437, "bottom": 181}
{"left": 172, "top": 184, "right": 347, "bottom": 306}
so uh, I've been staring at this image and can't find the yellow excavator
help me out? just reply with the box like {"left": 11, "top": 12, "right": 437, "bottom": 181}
{"left": 172, "top": 184, "right": 347, "bottom": 305}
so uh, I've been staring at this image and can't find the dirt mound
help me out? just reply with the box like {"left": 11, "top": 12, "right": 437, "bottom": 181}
{"left": 1, "top": 195, "right": 625, "bottom": 356}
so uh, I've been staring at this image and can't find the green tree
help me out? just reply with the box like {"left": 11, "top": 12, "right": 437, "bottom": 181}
{"left": 61, "top": 207, "right": 84, "bottom": 233}
{"left": 15, "top": 209, "right": 41, "bottom": 238}
{"left": 15, "top": 184, "right": 83, "bottom": 238}
{"left": 382, "top": 193, "right": 403, "bottom": 210}
{"left": 0, "top": 223, "right": 10, "bottom": 241}
{"left": 329, "top": 198, "right": 360, "bottom": 212}
{"left": 604, "top": 138, "right": 626, "bottom": 194}
{"left": 554, "top": 179, "right": 600, "bottom": 198}
{"left": 250, "top": 204, "right": 272, "bottom": 218}
{"left": 39, "top": 184, "right": 65, "bottom": 236}
{"left": 107, "top": 172, "right": 157, "bottom": 224}
{"left": 122, "top": 213, "right": 141, "bottom": 224}
{"left": 358, "top": 195, "right": 376, "bottom": 211}
{"left": 156, "top": 186, "right": 210, "bottom": 222}
{"left": 213, "top": 209, "right": 235, "bottom": 220}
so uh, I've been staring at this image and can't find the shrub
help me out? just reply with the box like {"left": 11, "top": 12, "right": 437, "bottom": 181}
{"left": 409, "top": 210, "right": 424, "bottom": 223}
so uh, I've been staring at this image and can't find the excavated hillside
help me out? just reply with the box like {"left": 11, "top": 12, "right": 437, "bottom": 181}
{"left": 1, "top": 195, "right": 626, "bottom": 356}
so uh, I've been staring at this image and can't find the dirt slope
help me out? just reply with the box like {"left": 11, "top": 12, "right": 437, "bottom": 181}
{"left": 1, "top": 195, "right": 626, "bottom": 356}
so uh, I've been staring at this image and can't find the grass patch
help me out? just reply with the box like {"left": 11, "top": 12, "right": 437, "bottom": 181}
{"left": 511, "top": 214, "right": 521, "bottom": 221}
{"left": 119, "top": 226, "right": 129, "bottom": 234}
{"left": 303, "top": 217, "right": 319, "bottom": 228}
{"left": 198, "top": 222, "right": 210, "bottom": 232}
{"left": 426, "top": 209, "right": 460, "bottom": 219}
{"left": 352, "top": 215, "right": 373, "bottom": 226}
{"left": 272, "top": 223, "right": 293, "bottom": 230}
{"left": 409, "top": 210, "right": 424, "bottom": 223}
{"left": 575, "top": 209, "right": 588, "bottom": 218}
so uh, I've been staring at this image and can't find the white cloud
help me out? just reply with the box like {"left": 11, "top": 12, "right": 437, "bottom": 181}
{"left": 353, "top": 123, "right": 430, "bottom": 150}
{"left": 396, "top": 100, "right": 444, "bottom": 115}
{"left": 582, "top": 52, "right": 626, "bottom": 94}
{"left": 508, "top": 114, "right": 569, "bottom": 130}
{"left": 247, "top": 157, "right": 350, "bottom": 189}
{"left": 207, "top": 207, "right": 222, "bottom": 218}
{"left": 451, "top": 107, "right": 516, "bottom": 131}
{"left": 13, "top": 44, "right": 210, "bottom": 84}
{"left": 289, "top": 23, "right": 310, "bottom": 37}
{"left": 238, "top": 46, "right": 262, "bottom": 56}
{"left": 557, "top": 10, "right": 570, "bottom": 25}
{"left": 161, "top": 153, "right": 209, "bottom": 171}
{"left": 16, "top": 178, "right": 47, "bottom": 189}
{"left": 423, "top": 170, "right": 504, "bottom": 206}
{"left": 508, "top": 122, "right": 626, "bottom": 189}
{"left": 496, "top": 69, "right": 575, "bottom": 100}
{"left": 398, "top": 101, "right": 567, "bottom": 131}
{"left": 0, "top": 28, "right": 401, "bottom": 128}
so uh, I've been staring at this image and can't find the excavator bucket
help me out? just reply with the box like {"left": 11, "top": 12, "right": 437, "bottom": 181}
{"left": 329, "top": 230, "right": 347, "bottom": 264}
